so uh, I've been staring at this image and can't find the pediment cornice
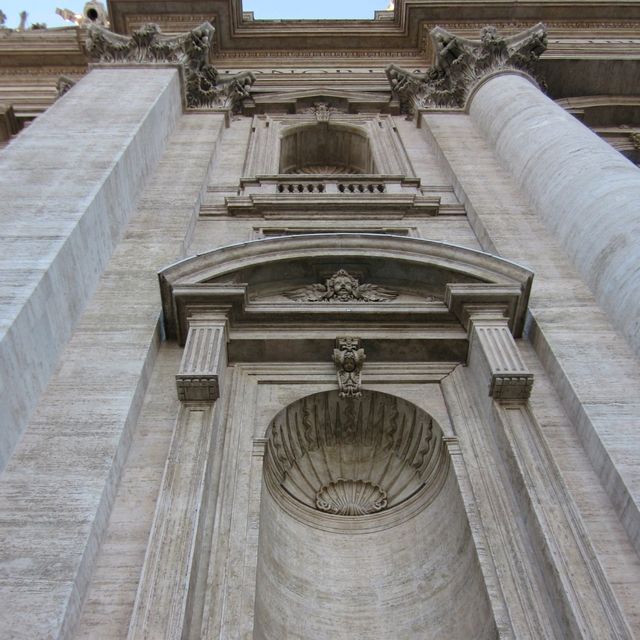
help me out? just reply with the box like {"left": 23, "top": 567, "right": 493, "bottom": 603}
{"left": 159, "top": 234, "right": 533, "bottom": 344}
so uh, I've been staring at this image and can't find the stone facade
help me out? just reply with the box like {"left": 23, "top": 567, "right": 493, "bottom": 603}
{"left": 1, "top": 1, "right": 640, "bottom": 638}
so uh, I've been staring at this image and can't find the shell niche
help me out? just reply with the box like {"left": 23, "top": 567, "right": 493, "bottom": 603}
{"left": 264, "top": 390, "right": 446, "bottom": 518}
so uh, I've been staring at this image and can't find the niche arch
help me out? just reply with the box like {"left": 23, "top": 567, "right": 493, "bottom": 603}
{"left": 253, "top": 389, "right": 498, "bottom": 640}
{"left": 279, "top": 121, "right": 375, "bottom": 174}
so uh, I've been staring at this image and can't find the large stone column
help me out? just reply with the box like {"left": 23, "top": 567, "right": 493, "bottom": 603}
{"left": 468, "top": 71, "right": 640, "bottom": 356}
{"left": 387, "top": 23, "right": 640, "bottom": 355}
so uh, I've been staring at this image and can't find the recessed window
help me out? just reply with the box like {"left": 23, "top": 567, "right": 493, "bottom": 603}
{"left": 279, "top": 123, "right": 376, "bottom": 174}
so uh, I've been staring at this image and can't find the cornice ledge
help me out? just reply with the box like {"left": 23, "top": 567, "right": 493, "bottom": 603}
{"left": 386, "top": 22, "right": 547, "bottom": 113}
{"left": 85, "top": 21, "right": 255, "bottom": 111}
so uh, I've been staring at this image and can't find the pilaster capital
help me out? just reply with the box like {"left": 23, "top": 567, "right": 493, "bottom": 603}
{"left": 85, "top": 22, "right": 255, "bottom": 111}
{"left": 445, "top": 284, "right": 533, "bottom": 400}
{"left": 445, "top": 282, "right": 528, "bottom": 337}
{"left": 386, "top": 23, "right": 547, "bottom": 112}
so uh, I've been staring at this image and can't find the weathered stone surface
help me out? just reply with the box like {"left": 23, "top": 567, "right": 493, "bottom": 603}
{"left": 469, "top": 72, "right": 640, "bottom": 359}
{"left": 423, "top": 107, "right": 640, "bottom": 632}
{"left": 1, "top": 9, "right": 640, "bottom": 640}
{"left": 86, "top": 21, "right": 255, "bottom": 110}
{"left": 0, "top": 102, "right": 225, "bottom": 637}
{"left": 0, "top": 67, "right": 181, "bottom": 470}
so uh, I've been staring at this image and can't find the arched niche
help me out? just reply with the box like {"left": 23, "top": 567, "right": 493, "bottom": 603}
{"left": 279, "top": 122, "right": 375, "bottom": 174}
{"left": 254, "top": 389, "right": 498, "bottom": 640}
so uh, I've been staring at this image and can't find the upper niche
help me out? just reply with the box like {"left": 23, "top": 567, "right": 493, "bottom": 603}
{"left": 279, "top": 123, "right": 375, "bottom": 174}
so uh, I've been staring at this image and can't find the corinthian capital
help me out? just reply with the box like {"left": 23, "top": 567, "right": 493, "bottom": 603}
{"left": 86, "top": 22, "right": 255, "bottom": 111}
{"left": 386, "top": 23, "right": 547, "bottom": 111}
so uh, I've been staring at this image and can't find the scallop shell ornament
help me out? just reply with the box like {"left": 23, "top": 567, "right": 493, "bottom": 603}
{"left": 316, "top": 479, "right": 388, "bottom": 516}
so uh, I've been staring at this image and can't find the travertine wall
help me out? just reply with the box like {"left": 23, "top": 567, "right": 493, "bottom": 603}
{"left": 0, "top": 76, "right": 226, "bottom": 636}
{"left": 1, "top": 60, "right": 640, "bottom": 640}
{"left": 0, "top": 67, "right": 181, "bottom": 469}
{"left": 422, "top": 107, "right": 640, "bottom": 633}
{"left": 469, "top": 73, "right": 640, "bottom": 357}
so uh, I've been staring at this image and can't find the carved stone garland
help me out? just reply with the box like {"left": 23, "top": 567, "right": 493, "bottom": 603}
{"left": 386, "top": 23, "right": 547, "bottom": 112}
{"left": 85, "top": 22, "right": 255, "bottom": 111}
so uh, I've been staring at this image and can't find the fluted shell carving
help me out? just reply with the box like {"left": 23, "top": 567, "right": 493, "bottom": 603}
{"left": 316, "top": 479, "right": 387, "bottom": 516}
{"left": 296, "top": 165, "right": 351, "bottom": 175}
{"left": 265, "top": 390, "right": 444, "bottom": 517}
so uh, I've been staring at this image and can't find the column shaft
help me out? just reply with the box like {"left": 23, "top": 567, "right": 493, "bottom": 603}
{"left": 468, "top": 73, "right": 640, "bottom": 355}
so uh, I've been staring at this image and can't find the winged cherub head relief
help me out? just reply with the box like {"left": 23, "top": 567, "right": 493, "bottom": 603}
{"left": 285, "top": 269, "right": 398, "bottom": 303}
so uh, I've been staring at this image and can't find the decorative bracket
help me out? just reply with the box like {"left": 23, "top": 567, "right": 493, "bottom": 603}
{"left": 445, "top": 283, "right": 533, "bottom": 400}
{"left": 386, "top": 23, "right": 547, "bottom": 112}
{"left": 176, "top": 314, "right": 228, "bottom": 402}
{"left": 302, "top": 102, "right": 340, "bottom": 122}
{"left": 333, "top": 337, "right": 365, "bottom": 398}
{"left": 469, "top": 316, "right": 533, "bottom": 400}
{"left": 85, "top": 22, "right": 255, "bottom": 111}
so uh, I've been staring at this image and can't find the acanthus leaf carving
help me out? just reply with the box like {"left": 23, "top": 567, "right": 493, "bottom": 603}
{"left": 333, "top": 336, "right": 365, "bottom": 398}
{"left": 386, "top": 23, "right": 547, "bottom": 112}
{"left": 85, "top": 21, "right": 255, "bottom": 111}
{"left": 284, "top": 269, "right": 398, "bottom": 303}
{"left": 301, "top": 102, "right": 340, "bottom": 122}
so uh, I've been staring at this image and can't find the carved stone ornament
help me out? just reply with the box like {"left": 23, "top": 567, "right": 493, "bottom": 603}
{"left": 333, "top": 336, "right": 365, "bottom": 398}
{"left": 316, "top": 479, "right": 387, "bottom": 515}
{"left": 302, "top": 102, "right": 339, "bottom": 122}
{"left": 386, "top": 23, "right": 547, "bottom": 111}
{"left": 284, "top": 269, "right": 398, "bottom": 303}
{"left": 264, "top": 390, "right": 443, "bottom": 517}
{"left": 85, "top": 22, "right": 255, "bottom": 111}
{"left": 56, "top": 75, "right": 76, "bottom": 98}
